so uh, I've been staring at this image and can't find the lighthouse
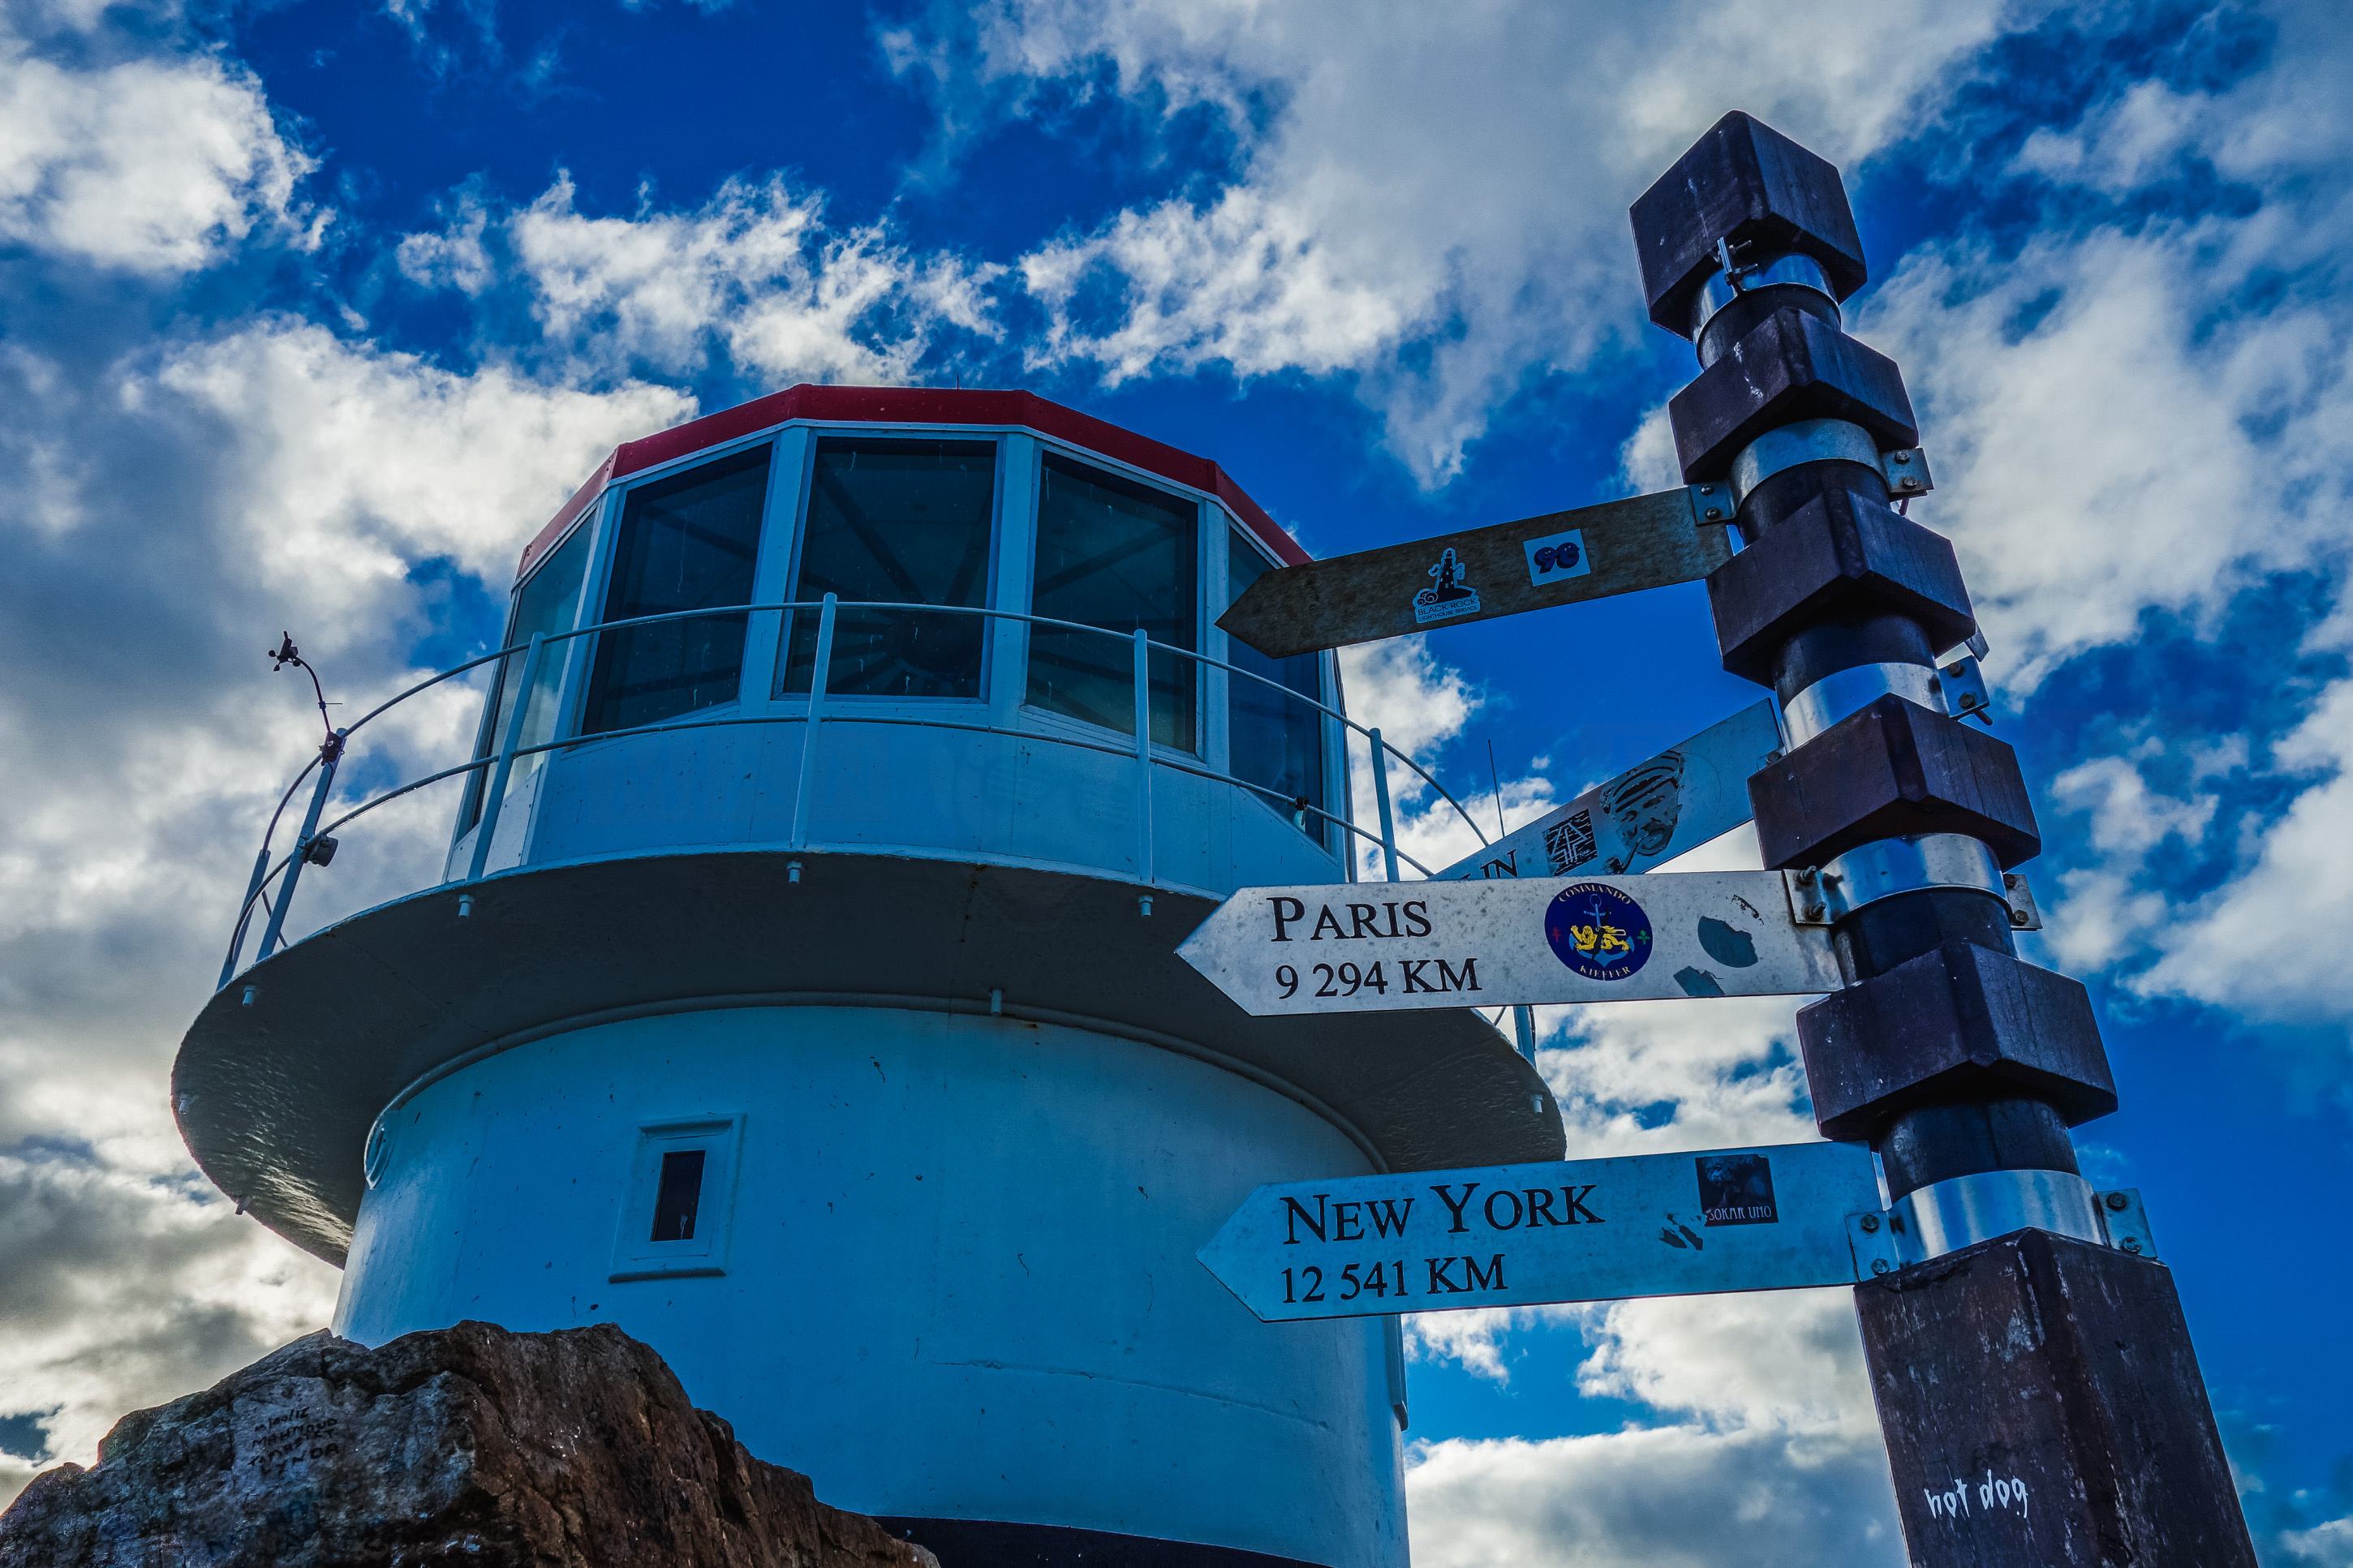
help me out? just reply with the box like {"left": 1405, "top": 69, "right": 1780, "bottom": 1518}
{"left": 177, "top": 386, "right": 1563, "bottom": 1566}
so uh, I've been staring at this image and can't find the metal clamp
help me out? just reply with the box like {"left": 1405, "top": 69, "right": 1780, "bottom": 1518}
{"left": 1723, "top": 418, "right": 1934, "bottom": 509}
{"left": 1689, "top": 251, "right": 1840, "bottom": 342}
{"left": 2002, "top": 873, "right": 2042, "bottom": 931}
{"left": 2094, "top": 1188, "right": 2157, "bottom": 1259}
{"left": 1688, "top": 479, "right": 1739, "bottom": 525}
{"left": 1856, "top": 1185, "right": 2158, "bottom": 1276}
{"left": 1782, "top": 661, "right": 1946, "bottom": 747}
{"left": 1895, "top": 1168, "right": 2105, "bottom": 1262}
{"left": 1939, "top": 651, "right": 1991, "bottom": 724}
{"left": 1786, "top": 834, "right": 2005, "bottom": 926}
{"left": 1880, "top": 446, "right": 1934, "bottom": 498}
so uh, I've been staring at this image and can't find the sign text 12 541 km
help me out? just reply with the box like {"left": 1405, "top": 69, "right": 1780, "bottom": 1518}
{"left": 1198, "top": 1141, "right": 1893, "bottom": 1321}
{"left": 1176, "top": 870, "right": 1837, "bottom": 1016}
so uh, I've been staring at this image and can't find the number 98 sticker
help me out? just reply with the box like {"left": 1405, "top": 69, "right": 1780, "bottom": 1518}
{"left": 1545, "top": 881, "right": 1651, "bottom": 981}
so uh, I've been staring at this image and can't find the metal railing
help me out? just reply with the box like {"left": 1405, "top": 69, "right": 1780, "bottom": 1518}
{"left": 219, "top": 597, "right": 1493, "bottom": 989}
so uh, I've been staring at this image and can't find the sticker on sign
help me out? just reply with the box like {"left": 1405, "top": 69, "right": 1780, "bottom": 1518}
{"left": 1435, "top": 700, "right": 1783, "bottom": 883}
{"left": 1176, "top": 870, "right": 1839, "bottom": 1015}
{"left": 1198, "top": 1141, "right": 1891, "bottom": 1321}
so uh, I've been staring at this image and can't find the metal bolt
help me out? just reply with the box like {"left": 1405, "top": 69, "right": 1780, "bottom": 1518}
{"left": 240, "top": 985, "right": 257, "bottom": 1007}
{"left": 1805, "top": 902, "right": 1826, "bottom": 921}
{"left": 2010, "top": 907, "right": 2031, "bottom": 927}
{"left": 1139, "top": 895, "right": 1154, "bottom": 917}
{"left": 457, "top": 894, "right": 474, "bottom": 917}
{"left": 2106, "top": 1192, "right": 2130, "bottom": 1212}
{"left": 2122, "top": 1238, "right": 2144, "bottom": 1255}
{"left": 1860, "top": 1214, "right": 1880, "bottom": 1233}
{"left": 1900, "top": 475, "right": 1922, "bottom": 489}
{"left": 1703, "top": 506, "right": 1723, "bottom": 520}
{"left": 1872, "top": 1258, "right": 1891, "bottom": 1275}
{"left": 1894, "top": 451, "right": 1912, "bottom": 464}
{"left": 1793, "top": 867, "right": 1816, "bottom": 886}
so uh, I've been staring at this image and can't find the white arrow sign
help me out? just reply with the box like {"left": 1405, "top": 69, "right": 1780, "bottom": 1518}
{"left": 1176, "top": 871, "right": 1837, "bottom": 1015}
{"left": 1198, "top": 1141, "right": 1894, "bottom": 1321}
{"left": 1434, "top": 700, "right": 1783, "bottom": 883}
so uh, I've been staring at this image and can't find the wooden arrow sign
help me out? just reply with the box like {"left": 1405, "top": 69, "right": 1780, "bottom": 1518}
{"left": 1198, "top": 1141, "right": 1895, "bottom": 1321}
{"left": 1217, "top": 485, "right": 1736, "bottom": 659}
{"left": 1176, "top": 870, "right": 1837, "bottom": 1016}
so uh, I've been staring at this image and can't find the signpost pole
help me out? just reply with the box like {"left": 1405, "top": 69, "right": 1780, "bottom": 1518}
{"left": 1629, "top": 113, "right": 2252, "bottom": 1563}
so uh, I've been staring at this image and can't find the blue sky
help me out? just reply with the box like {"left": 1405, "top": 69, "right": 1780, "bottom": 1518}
{"left": 2, "top": 0, "right": 2349, "bottom": 1561}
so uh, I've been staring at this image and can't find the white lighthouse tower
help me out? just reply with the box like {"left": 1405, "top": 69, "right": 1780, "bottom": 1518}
{"left": 177, "top": 387, "right": 1562, "bottom": 1566}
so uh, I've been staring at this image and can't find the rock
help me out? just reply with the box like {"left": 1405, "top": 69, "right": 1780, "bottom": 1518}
{"left": 0, "top": 1321, "right": 940, "bottom": 1568}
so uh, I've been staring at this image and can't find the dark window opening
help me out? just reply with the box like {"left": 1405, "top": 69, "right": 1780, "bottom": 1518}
{"left": 1225, "top": 534, "right": 1327, "bottom": 844}
{"left": 778, "top": 439, "right": 996, "bottom": 700}
{"left": 584, "top": 446, "right": 771, "bottom": 735}
{"left": 650, "top": 1149, "right": 707, "bottom": 1242}
{"left": 1028, "top": 453, "right": 1197, "bottom": 751}
{"left": 462, "top": 525, "right": 591, "bottom": 832}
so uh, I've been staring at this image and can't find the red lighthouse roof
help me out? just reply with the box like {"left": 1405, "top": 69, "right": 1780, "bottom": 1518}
{"left": 518, "top": 384, "right": 1309, "bottom": 582}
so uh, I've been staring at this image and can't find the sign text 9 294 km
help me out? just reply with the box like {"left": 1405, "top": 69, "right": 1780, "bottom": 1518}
{"left": 1176, "top": 870, "right": 1838, "bottom": 1016}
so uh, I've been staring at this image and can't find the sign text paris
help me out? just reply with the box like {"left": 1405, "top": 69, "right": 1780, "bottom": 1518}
{"left": 1176, "top": 870, "right": 1836, "bottom": 1016}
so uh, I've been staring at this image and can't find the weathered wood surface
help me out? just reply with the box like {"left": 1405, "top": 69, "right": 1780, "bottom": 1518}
{"left": 1856, "top": 1228, "right": 2255, "bottom": 1567}
{"left": 1216, "top": 488, "right": 1732, "bottom": 659}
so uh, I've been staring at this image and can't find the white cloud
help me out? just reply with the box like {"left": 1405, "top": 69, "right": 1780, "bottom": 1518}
{"left": 0, "top": 307, "right": 693, "bottom": 1506}
{"left": 0, "top": 44, "right": 319, "bottom": 273}
{"left": 897, "top": 0, "right": 2023, "bottom": 483}
{"left": 403, "top": 173, "right": 1004, "bottom": 387}
{"left": 1405, "top": 1291, "right": 1900, "bottom": 1565}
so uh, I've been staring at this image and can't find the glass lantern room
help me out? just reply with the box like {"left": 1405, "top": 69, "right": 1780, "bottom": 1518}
{"left": 444, "top": 386, "right": 1349, "bottom": 898}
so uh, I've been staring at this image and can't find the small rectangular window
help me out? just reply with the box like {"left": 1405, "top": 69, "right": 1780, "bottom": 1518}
{"left": 462, "top": 524, "right": 590, "bottom": 831}
{"left": 1029, "top": 453, "right": 1198, "bottom": 750}
{"left": 584, "top": 446, "right": 771, "bottom": 735}
{"left": 611, "top": 1115, "right": 741, "bottom": 1282}
{"left": 650, "top": 1149, "right": 706, "bottom": 1241}
{"left": 777, "top": 438, "right": 996, "bottom": 700}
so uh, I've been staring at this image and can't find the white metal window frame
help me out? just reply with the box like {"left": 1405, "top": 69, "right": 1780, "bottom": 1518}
{"left": 484, "top": 415, "right": 1346, "bottom": 858}
{"left": 609, "top": 1112, "right": 744, "bottom": 1282}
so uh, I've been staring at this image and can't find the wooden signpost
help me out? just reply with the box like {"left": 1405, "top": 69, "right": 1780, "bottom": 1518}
{"left": 1215, "top": 485, "right": 1736, "bottom": 659}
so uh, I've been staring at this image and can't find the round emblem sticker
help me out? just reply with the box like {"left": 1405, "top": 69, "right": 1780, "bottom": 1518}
{"left": 1545, "top": 882, "right": 1653, "bottom": 982}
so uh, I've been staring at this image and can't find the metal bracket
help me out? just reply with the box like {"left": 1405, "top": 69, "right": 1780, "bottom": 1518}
{"left": 1783, "top": 866, "right": 1830, "bottom": 926}
{"left": 1688, "top": 480, "right": 1737, "bottom": 526}
{"left": 1879, "top": 447, "right": 1934, "bottom": 498}
{"left": 1939, "top": 652, "right": 1992, "bottom": 725}
{"left": 1848, "top": 1210, "right": 1906, "bottom": 1279}
{"left": 2095, "top": 1188, "right": 2157, "bottom": 1259}
{"left": 1786, "top": 836, "right": 2005, "bottom": 926}
{"left": 2002, "top": 873, "right": 2042, "bottom": 931}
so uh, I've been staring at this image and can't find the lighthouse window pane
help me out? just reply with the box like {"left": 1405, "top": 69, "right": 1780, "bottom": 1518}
{"left": 1225, "top": 534, "right": 1327, "bottom": 844}
{"left": 650, "top": 1149, "right": 706, "bottom": 1243}
{"left": 778, "top": 439, "right": 996, "bottom": 700}
{"left": 460, "top": 523, "right": 590, "bottom": 831}
{"left": 1028, "top": 454, "right": 1197, "bottom": 751}
{"left": 584, "top": 445, "right": 772, "bottom": 735}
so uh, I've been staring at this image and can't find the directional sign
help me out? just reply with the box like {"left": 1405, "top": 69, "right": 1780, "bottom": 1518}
{"left": 1178, "top": 870, "right": 1836, "bottom": 1015}
{"left": 1434, "top": 700, "right": 1783, "bottom": 883}
{"left": 1216, "top": 486, "right": 1734, "bottom": 659}
{"left": 1199, "top": 1141, "right": 1893, "bottom": 1321}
